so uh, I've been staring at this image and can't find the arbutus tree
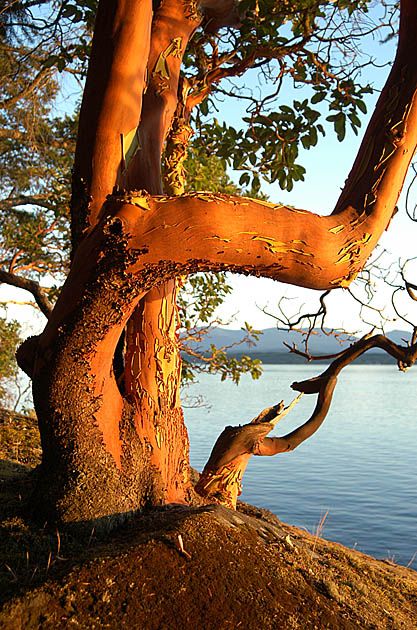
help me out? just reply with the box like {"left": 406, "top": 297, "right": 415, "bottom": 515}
{"left": 0, "top": 6, "right": 260, "bottom": 397}
{"left": 13, "top": 0, "right": 417, "bottom": 524}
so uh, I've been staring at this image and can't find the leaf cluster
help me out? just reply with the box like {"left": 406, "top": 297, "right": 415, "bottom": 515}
{"left": 0, "top": 317, "right": 21, "bottom": 404}
{"left": 184, "top": 0, "right": 396, "bottom": 191}
{"left": 181, "top": 322, "right": 263, "bottom": 385}
{"left": 0, "top": 38, "right": 75, "bottom": 288}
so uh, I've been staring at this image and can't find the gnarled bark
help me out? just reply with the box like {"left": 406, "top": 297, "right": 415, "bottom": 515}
{"left": 18, "top": 0, "right": 417, "bottom": 524}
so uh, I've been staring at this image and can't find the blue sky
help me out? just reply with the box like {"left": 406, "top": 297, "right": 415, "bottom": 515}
{"left": 208, "top": 14, "right": 417, "bottom": 334}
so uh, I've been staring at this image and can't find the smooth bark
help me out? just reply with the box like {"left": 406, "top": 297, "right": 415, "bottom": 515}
{"left": 71, "top": 0, "right": 152, "bottom": 248}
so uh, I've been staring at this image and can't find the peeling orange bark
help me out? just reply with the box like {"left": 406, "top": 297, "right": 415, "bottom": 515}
{"left": 127, "top": 0, "right": 201, "bottom": 191}
{"left": 120, "top": 0, "right": 203, "bottom": 505}
{"left": 68, "top": 0, "right": 203, "bottom": 508}
{"left": 124, "top": 283, "right": 189, "bottom": 503}
{"left": 119, "top": 0, "right": 244, "bottom": 505}
{"left": 20, "top": 0, "right": 417, "bottom": 524}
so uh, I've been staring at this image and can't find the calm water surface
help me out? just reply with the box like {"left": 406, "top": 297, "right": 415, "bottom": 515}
{"left": 184, "top": 365, "right": 417, "bottom": 567}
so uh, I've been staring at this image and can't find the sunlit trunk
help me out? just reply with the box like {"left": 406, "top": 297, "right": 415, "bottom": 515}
{"left": 16, "top": 0, "right": 417, "bottom": 523}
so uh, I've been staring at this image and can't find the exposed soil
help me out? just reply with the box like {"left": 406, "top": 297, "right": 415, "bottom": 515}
{"left": 1, "top": 411, "right": 417, "bottom": 629}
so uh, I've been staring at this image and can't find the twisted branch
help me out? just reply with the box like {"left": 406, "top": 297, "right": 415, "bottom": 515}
{"left": 195, "top": 331, "right": 417, "bottom": 509}
{"left": 0, "top": 270, "right": 52, "bottom": 318}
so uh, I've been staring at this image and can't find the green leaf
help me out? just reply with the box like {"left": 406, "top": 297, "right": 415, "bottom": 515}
{"left": 356, "top": 100, "right": 367, "bottom": 114}
{"left": 301, "top": 136, "right": 310, "bottom": 149}
{"left": 251, "top": 175, "right": 261, "bottom": 194}
{"left": 349, "top": 112, "right": 361, "bottom": 128}
{"left": 334, "top": 115, "right": 346, "bottom": 141}
{"left": 239, "top": 173, "right": 250, "bottom": 186}
{"left": 200, "top": 99, "right": 209, "bottom": 116}
{"left": 311, "top": 92, "right": 325, "bottom": 104}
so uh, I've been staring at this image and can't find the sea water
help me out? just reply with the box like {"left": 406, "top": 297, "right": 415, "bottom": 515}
{"left": 184, "top": 364, "right": 417, "bottom": 567}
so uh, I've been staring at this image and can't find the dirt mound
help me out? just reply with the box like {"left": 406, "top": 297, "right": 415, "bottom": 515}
{"left": 1, "top": 501, "right": 417, "bottom": 629}
{"left": 1, "top": 410, "right": 417, "bottom": 629}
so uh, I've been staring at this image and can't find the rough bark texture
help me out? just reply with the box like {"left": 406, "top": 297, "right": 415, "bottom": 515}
{"left": 121, "top": 0, "right": 202, "bottom": 506}
{"left": 17, "top": 0, "right": 417, "bottom": 524}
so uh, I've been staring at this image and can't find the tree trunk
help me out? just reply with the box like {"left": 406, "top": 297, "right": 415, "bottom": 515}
{"left": 16, "top": 0, "right": 417, "bottom": 525}
{"left": 21, "top": 0, "right": 203, "bottom": 523}
{"left": 120, "top": 0, "right": 201, "bottom": 505}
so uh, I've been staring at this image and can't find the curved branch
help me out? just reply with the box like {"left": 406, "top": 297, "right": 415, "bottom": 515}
{"left": 0, "top": 270, "right": 52, "bottom": 318}
{"left": 292, "top": 333, "right": 417, "bottom": 394}
{"left": 195, "top": 326, "right": 417, "bottom": 509}
{"left": 186, "top": 40, "right": 308, "bottom": 111}
{"left": 334, "top": 0, "right": 417, "bottom": 215}
{"left": 0, "top": 67, "right": 52, "bottom": 109}
{"left": 254, "top": 377, "right": 337, "bottom": 455}
{"left": 114, "top": 181, "right": 413, "bottom": 290}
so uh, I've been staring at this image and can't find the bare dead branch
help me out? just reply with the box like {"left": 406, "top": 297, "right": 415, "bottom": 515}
{"left": 195, "top": 329, "right": 417, "bottom": 509}
{"left": 292, "top": 333, "right": 417, "bottom": 396}
{"left": 282, "top": 341, "right": 348, "bottom": 362}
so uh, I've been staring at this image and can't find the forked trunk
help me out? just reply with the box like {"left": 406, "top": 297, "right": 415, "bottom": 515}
{"left": 21, "top": 0, "right": 203, "bottom": 523}
{"left": 16, "top": 0, "right": 417, "bottom": 524}
{"left": 119, "top": 0, "right": 202, "bottom": 506}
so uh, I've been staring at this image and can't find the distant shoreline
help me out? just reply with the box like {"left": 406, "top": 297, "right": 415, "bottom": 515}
{"left": 182, "top": 327, "right": 413, "bottom": 362}
{"left": 184, "top": 351, "right": 398, "bottom": 365}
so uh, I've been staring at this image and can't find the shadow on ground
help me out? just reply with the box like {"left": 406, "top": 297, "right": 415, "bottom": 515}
{"left": 1, "top": 411, "right": 417, "bottom": 629}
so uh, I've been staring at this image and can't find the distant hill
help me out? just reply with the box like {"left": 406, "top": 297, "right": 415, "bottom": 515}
{"left": 182, "top": 327, "right": 413, "bottom": 363}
